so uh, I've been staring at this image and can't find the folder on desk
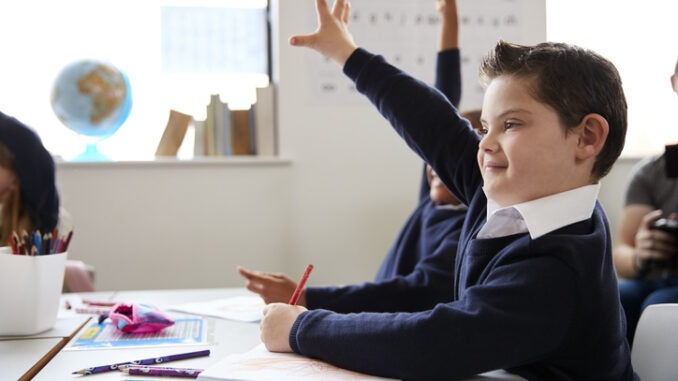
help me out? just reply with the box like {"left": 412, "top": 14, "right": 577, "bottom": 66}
{"left": 197, "top": 344, "right": 396, "bottom": 381}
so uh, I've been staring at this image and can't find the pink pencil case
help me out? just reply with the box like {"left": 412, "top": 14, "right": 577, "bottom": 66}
{"left": 105, "top": 303, "right": 175, "bottom": 334}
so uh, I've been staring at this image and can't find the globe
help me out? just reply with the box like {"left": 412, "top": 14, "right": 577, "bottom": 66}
{"left": 51, "top": 60, "right": 132, "bottom": 161}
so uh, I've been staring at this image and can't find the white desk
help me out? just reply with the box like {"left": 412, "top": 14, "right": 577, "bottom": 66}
{"left": 0, "top": 315, "right": 91, "bottom": 380}
{"left": 35, "top": 288, "right": 260, "bottom": 380}
{"left": 0, "top": 337, "right": 64, "bottom": 380}
{"left": 34, "top": 288, "right": 524, "bottom": 380}
{"left": 0, "top": 291, "right": 105, "bottom": 380}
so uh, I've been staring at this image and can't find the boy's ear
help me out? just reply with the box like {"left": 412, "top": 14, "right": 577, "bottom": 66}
{"left": 575, "top": 113, "right": 609, "bottom": 160}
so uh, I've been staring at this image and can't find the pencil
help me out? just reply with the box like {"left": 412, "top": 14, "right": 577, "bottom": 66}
{"left": 74, "top": 306, "right": 112, "bottom": 315}
{"left": 82, "top": 299, "right": 117, "bottom": 307}
{"left": 288, "top": 264, "right": 314, "bottom": 305}
{"left": 71, "top": 349, "right": 210, "bottom": 375}
{"left": 120, "top": 365, "right": 204, "bottom": 378}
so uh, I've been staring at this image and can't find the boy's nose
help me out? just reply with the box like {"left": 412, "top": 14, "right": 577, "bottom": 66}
{"left": 478, "top": 133, "right": 498, "bottom": 152}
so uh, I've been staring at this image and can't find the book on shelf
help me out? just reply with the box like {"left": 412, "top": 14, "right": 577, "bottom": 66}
{"left": 252, "top": 84, "right": 277, "bottom": 156}
{"left": 155, "top": 109, "right": 193, "bottom": 157}
{"left": 197, "top": 343, "right": 396, "bottom": 381}
{"left": 193, "top": 119, "right": 206, "bottom": 157}
{"left": 231, "top": 108, "right": 253, "bottom": 156}
{"left": 193, "top": 87, "right": 277, "bottom": 157}
{"left": 205, "top": 95, "right": 217, "bottom": 156}
{"left": 211, "top": 94, "right": 232, "bottom": 156}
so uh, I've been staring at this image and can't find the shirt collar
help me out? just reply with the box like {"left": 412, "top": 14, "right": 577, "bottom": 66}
{"left": 482, "top": 184, "right": 600, "bottom": 239}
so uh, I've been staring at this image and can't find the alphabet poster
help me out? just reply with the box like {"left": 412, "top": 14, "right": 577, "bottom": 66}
{"left": 304, "top": 0, "right": 546, "bottom": 110}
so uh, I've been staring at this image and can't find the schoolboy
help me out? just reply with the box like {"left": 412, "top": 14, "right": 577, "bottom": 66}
{"left": 259, "top": 1, "right": 634, "bottom": 380}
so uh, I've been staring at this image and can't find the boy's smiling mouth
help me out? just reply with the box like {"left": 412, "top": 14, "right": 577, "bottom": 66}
{"left": 482, "top": 161, "right": 507, "bottom": 170}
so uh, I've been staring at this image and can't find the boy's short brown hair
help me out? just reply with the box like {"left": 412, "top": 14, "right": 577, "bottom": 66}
{"left": 479, "top": 40, "right": 627, "bottom": 179}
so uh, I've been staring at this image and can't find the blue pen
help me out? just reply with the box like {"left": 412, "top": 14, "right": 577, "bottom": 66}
{"left": 52, "top": 237, "right": 60, "bottom": 254}
{"left": 33, "top": 231, "right": 42, "bottom": 255}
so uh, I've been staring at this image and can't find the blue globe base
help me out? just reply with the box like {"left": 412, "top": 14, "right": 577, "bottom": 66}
{"left": 73, "top": 143, "right": 110, "bottom": 162}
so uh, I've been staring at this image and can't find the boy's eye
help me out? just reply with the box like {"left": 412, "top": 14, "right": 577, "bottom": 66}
{"left": 477, "top": 127, "right": 488, "bottom": 136}
{"left": 504, "top": 121, "right": 517, "bottom": 130}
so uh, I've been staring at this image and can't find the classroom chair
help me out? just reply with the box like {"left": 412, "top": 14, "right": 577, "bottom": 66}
{"left": 631, "top": 303, "right": 678, "bottom": 381}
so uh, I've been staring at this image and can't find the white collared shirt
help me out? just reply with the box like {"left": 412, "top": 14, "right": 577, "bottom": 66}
{"left": 477, "top": 184, "right": 600, "bottom": 239}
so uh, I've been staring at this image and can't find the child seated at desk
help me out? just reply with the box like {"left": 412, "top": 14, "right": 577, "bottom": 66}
{"left": 258, "top": 1, "right": 634, "bottom": 380}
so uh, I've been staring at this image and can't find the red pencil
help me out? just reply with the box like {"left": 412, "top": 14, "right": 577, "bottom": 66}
{"left": 288, "top": 264, "right": 314, "bottom": 305}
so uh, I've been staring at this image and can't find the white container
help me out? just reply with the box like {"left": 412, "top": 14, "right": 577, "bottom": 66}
{"left": 0, "top": 251, "right": 67, "bottom": 335}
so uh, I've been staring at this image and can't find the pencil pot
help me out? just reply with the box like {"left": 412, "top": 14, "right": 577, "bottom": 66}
{"left": 0, "top": 250, "right": 68, "bottom": 335}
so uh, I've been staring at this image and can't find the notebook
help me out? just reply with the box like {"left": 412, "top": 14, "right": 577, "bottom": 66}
{"left": 197, "top": 344, "right": 397, "bottom": 381}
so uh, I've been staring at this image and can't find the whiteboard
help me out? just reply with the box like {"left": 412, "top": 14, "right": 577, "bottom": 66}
{"left": 303, "top": 0, "right": 546, "bottom": 111}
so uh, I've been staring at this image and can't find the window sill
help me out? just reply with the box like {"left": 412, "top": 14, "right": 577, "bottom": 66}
{"left": 55, "top": 156, "right": 292, "bottom": 168}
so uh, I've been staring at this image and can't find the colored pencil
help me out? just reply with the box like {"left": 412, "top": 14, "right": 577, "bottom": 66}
{"left": 288, "top": 264, "right": 314, "bottom": 305}
{"left": 74, "top": 306, "right": 112, "bottom": 315}
{"left": 71, "top": 349, "right": 210, "bottom": 375}
{"left": 120, "top": 365, "right": 204, "bottom": 378}
{"left": 82, "top": 299, "right": 117, "bottom": 307}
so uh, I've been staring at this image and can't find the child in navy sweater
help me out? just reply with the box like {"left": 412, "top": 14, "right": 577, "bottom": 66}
{"left": 259, "top": 1, "right": 634, "bottom": 380}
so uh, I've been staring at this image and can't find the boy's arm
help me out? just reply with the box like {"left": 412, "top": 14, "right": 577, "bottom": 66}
{"left": 286, "top": 256, "right": 577, "bottom": 379}
{"left": 306, "top": 227, "right": 461, "bottom": 313}
{"left": 292, "top": 0, "right": 480, "bottom": 204}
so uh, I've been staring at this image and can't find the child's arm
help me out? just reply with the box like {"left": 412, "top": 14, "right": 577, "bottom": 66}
{"left": 436, "top": 0, "right": 459, "bottom": 52}
{"left": 434, "top": 0, "right": 462, "bottom": 107}
{"left": 420, "top": 0, "right": 462, "bottom": 200}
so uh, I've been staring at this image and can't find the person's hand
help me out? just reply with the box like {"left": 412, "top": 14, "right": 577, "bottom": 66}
{"left": 260, "top": 303, "right": 307, "bottom": 352}
{"left": 237, "top": 266, "right": 305, "bottom": 305}
{"left": 633, "top": 210, "right": 678, "bottom": 269}
{"left": 435, "top": 0, "right": 458, "bottom": 16}
{"left": 289, "top": 0, "right": 358, "bottom": 66}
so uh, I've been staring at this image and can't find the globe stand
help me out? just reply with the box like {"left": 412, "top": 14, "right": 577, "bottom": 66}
{"left": 72, "top": 142, "right": 110, "bottom": 162}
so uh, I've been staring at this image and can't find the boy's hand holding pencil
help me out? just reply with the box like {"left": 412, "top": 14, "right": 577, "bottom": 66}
{"left": 261, "top": 303, "right": 308, "bottom": 353}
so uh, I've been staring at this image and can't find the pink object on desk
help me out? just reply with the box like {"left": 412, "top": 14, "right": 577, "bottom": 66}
{"left": 107, "top": 303, "right": 175, "bottom": 334}
{"left": 64, "top": 259, "right": 95, "bottom": 292}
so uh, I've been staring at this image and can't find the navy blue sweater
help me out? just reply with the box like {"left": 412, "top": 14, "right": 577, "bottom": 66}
{"left": 306, "top": 49, "right": 465, "bottom": 313}
{"left": 289, "top": 49, "right": 634, "bottom": 380}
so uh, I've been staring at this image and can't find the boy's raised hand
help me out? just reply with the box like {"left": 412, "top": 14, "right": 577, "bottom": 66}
{"left": 237, "top": 266, "right": 305, "bottom": 305}
{"left": 289, "top": 0, "right": 358, "bottom": 66}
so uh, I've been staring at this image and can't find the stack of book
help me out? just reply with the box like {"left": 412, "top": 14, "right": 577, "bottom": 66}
{"left": 155, "top": 85, "right": 277, "bottom": 158}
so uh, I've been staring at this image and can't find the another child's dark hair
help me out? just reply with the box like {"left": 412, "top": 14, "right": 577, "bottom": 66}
{"left": 479, "top": 40, "right": 627, "bottom": 179}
